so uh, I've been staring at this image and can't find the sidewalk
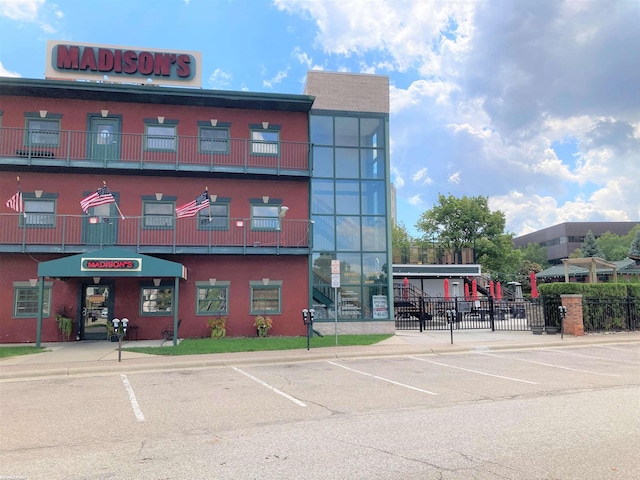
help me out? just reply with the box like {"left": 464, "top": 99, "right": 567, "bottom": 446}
{"left": 2, "top": 329, "right": 639, "bottom": 381}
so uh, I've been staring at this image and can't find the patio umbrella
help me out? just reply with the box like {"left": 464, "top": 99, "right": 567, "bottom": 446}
{"left": 464, "top": 283, "right": 470, "bottom": 300}
{"left": 471, "top": 278, "right": 478, "bottom": 301}
{"left": 443, "top": 278, "right": 450, "bottom": 300}
{"left": 403, "top": 277, "right": 409, "bottom": 299}
{"left": 496, "top": 281, "right": 502, "bottom": 301}
{"left": 489, "top": 280, "right": 495, "bottom": 298}
{"left": 530, "top": 271, "right": 539, "bottom": 298}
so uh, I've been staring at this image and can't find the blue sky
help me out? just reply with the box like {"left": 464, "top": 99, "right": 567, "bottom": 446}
{"left": 1, "top": 0, "right": 639, "bottom": 237}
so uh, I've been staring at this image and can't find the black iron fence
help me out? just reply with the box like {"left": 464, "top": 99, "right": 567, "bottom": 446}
{"left": 582, "top": 296, "right": 640, "bottom": 333}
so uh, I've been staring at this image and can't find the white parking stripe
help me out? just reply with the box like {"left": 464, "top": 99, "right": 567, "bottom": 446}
{"left": 231, "top": 367, "right": 307, "bottom": 407}
{"left": 597, "top": 345, "right": 635, "bottom": 352}
{"left": 410, "top": 357, "right": 538, "bottom": 384}
{"left": 480, "top": 353, "right": 622, "bottom": 377}
{"left": 540, "top": 348, "right": 638, "bottom": 364}
{"left": 120, "top": 374, "right": 145, "bottom": 422}
{"left": 327, "top": 361, "right": 438, "bottom": 395}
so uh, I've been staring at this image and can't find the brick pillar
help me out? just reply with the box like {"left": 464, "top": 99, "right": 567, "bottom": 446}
{"left": 561, "top": 294, "right": 584, "bottom": 336}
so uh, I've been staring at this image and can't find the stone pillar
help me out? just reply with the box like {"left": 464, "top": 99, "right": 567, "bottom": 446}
{"left": 561, "top": 294, "right": 584, "bottom": 336}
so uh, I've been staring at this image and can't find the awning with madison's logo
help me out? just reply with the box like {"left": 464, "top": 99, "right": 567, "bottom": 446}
{"left": 37, "top": 246, "right": 187, "bottom": 279}
{"left": 34, "top": 247, "right": 185, "bottom": 347}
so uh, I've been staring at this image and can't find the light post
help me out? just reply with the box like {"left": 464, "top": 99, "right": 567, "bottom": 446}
{"left": 111, "top": 317, "right": 129, "bottom": 362}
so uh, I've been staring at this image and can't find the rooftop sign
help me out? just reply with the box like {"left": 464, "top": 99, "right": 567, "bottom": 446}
{"left": 45, "top": 40, "right": 202, "bottom": 87}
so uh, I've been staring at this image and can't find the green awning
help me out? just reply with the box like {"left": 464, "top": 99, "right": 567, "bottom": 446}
{"left": 37, "top": 246, "right": 187, "bottom": 279}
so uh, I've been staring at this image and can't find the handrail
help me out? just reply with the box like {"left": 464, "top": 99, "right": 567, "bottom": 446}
{"left": 0, "top": 214, "right": 311, "bottom": 253}
{"left": 0, "top": 127, "right": 311, "bottom": 174}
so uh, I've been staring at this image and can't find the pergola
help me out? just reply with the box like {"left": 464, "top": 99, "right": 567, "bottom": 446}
{"left": 561, "top": 257, "right": 618, "bottom": 284}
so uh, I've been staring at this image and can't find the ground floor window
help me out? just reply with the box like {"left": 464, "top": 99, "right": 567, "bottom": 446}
{"left": 13, "top": 282, "right": 52, "bottom": 317}
{"left": 141, "top": 284, "right": 173, "bottom": 315}
{"left": 250, "top": 280, "right": 282, "bottom": 315}
{"left": 195, "top": 281, "right": 229, "bottom": 315}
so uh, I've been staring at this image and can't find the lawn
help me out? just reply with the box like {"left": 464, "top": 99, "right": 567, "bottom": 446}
{"left": 0, "top": 346, "right": 47, "bottom": 359}
{"left": 124, "top": 334, "right": 393, "bottom": 356}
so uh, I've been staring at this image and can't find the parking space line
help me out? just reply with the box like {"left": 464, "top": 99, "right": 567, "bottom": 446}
{"left": 231, "top": 367, "right": 307, "bottom": 407}
{"left": 327, "top": 361, "right": 438, "bottom": 395}
{"left": 120, "top": 374, "right": 145, "bottom": 422}
{"left": 597, "top": 345, "right": 635, "bottom": 352}
{"left": 410, "top": 357, "right": 538, "bottom": 384}
{"left": 539, "top": 348, "right": 638, "bottom": 364}
{"left": 479, "top": 353, "right": 622, "bottom": 377}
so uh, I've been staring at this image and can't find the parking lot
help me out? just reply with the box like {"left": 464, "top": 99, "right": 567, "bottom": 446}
{"left": 1, "top": 343, "right": 639, "bottom": 479}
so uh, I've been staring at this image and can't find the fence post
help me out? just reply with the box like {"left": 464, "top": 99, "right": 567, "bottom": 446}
{"left": 560, "top": 294, "right": 584, "bottom": 336}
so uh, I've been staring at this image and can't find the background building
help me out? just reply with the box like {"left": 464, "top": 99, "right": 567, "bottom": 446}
{"left": 513, "top": 222, "right": 640, "bottom": 264}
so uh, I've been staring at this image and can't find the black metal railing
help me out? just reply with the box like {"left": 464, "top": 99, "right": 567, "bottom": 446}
{"left": 583, "top": 296, "right": 639, "bottom": 332}
{"left": 0, "top": 127, "right": 310, "bottom": 175}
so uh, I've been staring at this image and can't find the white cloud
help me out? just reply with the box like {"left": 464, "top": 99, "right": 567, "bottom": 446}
{"left": 411, "top": 167, "right": 432, "bottom": 186}
{"left": 0, "top": 60, "right": 21, "bottom": 77}
{"left": 448, "top": 172, "right": 461, "bottom": 184}
{"left": 207, "top": 69, "right": 233, "bottom": 89}
{"left": 408, "top": 194, "right": 422, "bottom": 206}
{"left": 0, "top": 0, "right": 44, "bottom": 21}
{"left": 262, "top": 67, "right": 289, "bottom": 89}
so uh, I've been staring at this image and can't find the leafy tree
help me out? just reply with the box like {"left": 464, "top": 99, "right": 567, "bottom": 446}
{"left": 475, "top": 234, "right": 523, "bottom": 282}
{"left": 392, "top": 222, "right": 413, "bottom": 263}
{"left": 629, "top": 228, "right": 640, "bottom": 257}
{"left": 415, "top": 194, "right": 505, "bottom": 263}
{"left": 582, "top": 230, "right": 604, "bottom": 258}
{"left": 518, "top": 242, "right": 549, "bottom": 268}
{"left": 597, "top": 231, "right": 631, "bottom": 261}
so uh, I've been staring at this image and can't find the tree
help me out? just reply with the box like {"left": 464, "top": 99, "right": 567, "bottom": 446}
{"left": 415, "top": 194, "right": 505, "bottom": 263}
{"left": 629, "top": 228, "right": 640, "bottom": 258}
{"left": 475, "top": 234, "right": 523, "bottom": 282}
{"left": 392, "top": 221, "right": 412, "bottom": 263}
{"left": 582, "top": 230, "right": 604, "bottom": 258}
{"left": 597, "top": 231, "right": 631, "bottom": 261}
{"left": 518, "top": 242, "right": 549, "bottom": 269}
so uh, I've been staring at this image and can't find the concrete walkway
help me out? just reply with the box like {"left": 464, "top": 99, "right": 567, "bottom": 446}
{"left": 2, "top": 329, "right": 639, "bottom": 380}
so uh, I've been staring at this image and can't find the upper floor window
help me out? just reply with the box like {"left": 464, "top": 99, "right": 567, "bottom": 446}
{"left": 143, "top": 200, "right": 175, "bottom": 229}
{"left": 24, "top": 114, "right": 61, "bottom": 147}
{"left": 144, "top": 119, "right": 178, "bottom": 151}
{"left": 199, "top": 124, "right": 230, "bottom": 154}
{"left": 22, "top": 193, "right": 57, "bottom": 228}
{"left": 250, "top": 200, "right": 282, "bottom": 231}
{"left": 198, "top": 201, "right": 229, "bottom": 230}
{"left": 250, "top": 124, "right": 280, "bottom": 155}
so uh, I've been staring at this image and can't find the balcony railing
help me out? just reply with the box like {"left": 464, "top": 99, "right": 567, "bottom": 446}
{"left": 0, "top": 127, "right": 310, "bottom": 175}
{"left": 0, "top": 214, "right": 311, "bottom": 254}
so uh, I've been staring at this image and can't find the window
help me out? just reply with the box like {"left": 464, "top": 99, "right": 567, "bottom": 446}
{"left": 250, "top": 280, "right": 282, "bottom": 314}
{"left": 23, "top": 197, "right": 56, "bottom": 227}
{"left": 199, "top": 127, "right": 229, "bottom": 153}
{"left": 14, "top": 282, "right": 52, "bottom": 318}
{"left": 145, "top": 124, "right": 176, "bottom": 151}
{"left": 251, "top": 203, "right": 281, "bottom": 230}
{"left": 251, "top": 129, "right": 279, "bottom": 155}
{"left": 198, "top": 202, "right": 229, "bottom": 230}
{"left": 196, "top": 282, "right": 229, "bottom": 315}
{"left": 143, "top": 201, "right": 174, "bottom": 229}
{"left": 141, "top": 285, "right": 173, "bottom": 315}
{"left": 25, "top": 118, "right": 60, "bottom": 147}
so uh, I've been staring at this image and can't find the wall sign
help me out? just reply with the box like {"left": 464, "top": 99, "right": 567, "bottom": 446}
{"left": 81, "top": 258, "right": 142, "bottom": 272}
{"left": 46, "top": 40, "right": 202, "bottom": 87}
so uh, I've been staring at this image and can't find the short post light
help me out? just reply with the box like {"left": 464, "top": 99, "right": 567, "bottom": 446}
{"left": 111, "top": 317, "right": 129, "bottom": 362}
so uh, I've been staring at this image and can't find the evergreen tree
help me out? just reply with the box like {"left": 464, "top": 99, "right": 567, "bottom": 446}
{"left": 582, "top": 230, "right": 604, "bottom": 258}
{"left": 629, "top": 229, "right": 640, "bottom": 257}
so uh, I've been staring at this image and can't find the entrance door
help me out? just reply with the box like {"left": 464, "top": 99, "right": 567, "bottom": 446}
{"left": 80, "top": 283, "right": 112, "bottom": 340}
{"left": 82, "top": 202, "right": 118, "bottom": 245}
{"left": 89, "top": 117, "right": 120, "bottom": 162}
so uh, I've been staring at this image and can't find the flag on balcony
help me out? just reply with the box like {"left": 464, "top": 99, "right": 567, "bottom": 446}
{"left": 80, "top": 185, "right": 115, "bottom": 213}
{"left": 5, "top": 190, "right": 23, "bottom": 213}
{"left": 176, "top": 190, "right": 210, "bottom": 218}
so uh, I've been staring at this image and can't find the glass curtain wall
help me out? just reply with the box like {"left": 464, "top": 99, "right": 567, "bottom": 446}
{"left": 310, "top": 113, "right": 390, "bottom": 320}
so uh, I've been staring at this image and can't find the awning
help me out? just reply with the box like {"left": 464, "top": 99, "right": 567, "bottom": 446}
{"left": 37, "top": 246, "right": 187, "bottom": 279}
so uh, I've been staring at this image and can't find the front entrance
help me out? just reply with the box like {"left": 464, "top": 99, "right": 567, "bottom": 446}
{"left": 89, "top": 116, "right": 121, "bottom": 162}
{"left": 80, "top": 283, "right": 113, "bottom": 340}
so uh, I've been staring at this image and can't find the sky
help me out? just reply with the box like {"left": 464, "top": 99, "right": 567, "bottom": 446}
{"left": 1, "top": 0, "right": 639, "bottom": 238}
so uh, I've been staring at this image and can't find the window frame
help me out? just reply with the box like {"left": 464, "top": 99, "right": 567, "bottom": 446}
{"left": 198, "top": 122, "right": 230, "bottom": 154}
{"left": 13, "top": 281, "right": 52, "bottom": 318}
{"left": 197, "top": 199, "right": 230, "bottom": 231}
{"left": 21, "top": 193, "right": 58, "bottom": 228}
{"left": 24, "top": 113, "right": 62, "bottom": 147}
{"left": 142, "top": 197, "right": 176, "bottom": 230}
{"left": 140, "top": 283, "right": 174, "bottom": 316}
{"left": 249, "top": 280, "right": 282, "bottom": 315}
{"left": 195, "top": 281, "right": 230, "bottom": 316}
{"left": 250, "top": 199, "right": 282, "bottom": 231}
{"left": 250, "top": 123, "right": 280, "bottom": 156}
{"left": 144, "top": 119, "right": 178, "bottom": 152}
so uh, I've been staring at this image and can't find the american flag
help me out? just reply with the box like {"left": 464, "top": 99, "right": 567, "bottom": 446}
{"left": 176, "top": 191, "right": 210, "bottom": 218}
{"left": 5, "top": 189, "right": 23, "bottom": 213}
{"left": 80, "top": 186, "right": 115, "bottom": 213}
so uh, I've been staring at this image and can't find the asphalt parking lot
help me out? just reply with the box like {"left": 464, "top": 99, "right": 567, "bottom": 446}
{"left": 1, "top": 342, "right": 638, "bottom": 480}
